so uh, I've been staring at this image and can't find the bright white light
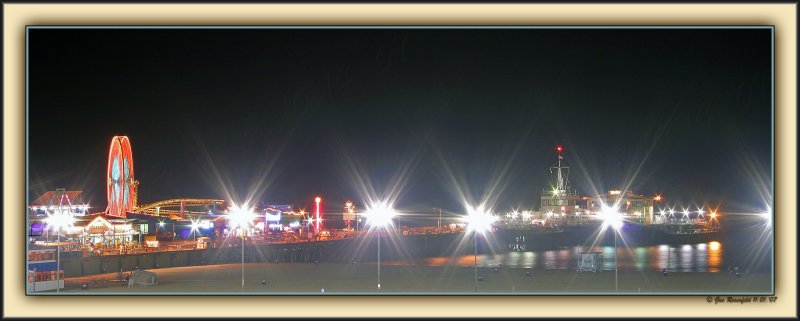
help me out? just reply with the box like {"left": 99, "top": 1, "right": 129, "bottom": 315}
{"left": 660, "top": 209, "right": 666, "bottom": 215}
{"left": 546, "top": 211, "right": 554, "bottom": 218}
{"left": 669, "top": 209, "right": 675, "bottom": 215}
{"left": 522, "top": 211, "right": 532, "bottom": 221}
{"left": 158, "top": 221, "right": 165, "bottom": 227}
{"left": 682, "top": 209, "right": 690, "bottom": 217}
{"left": 763, "top": 208, "right": 772, "bottom": 226}
{"left": 697, "top": 208, "right": 705, "bottom": 216}
{"left": 45, "top": 210, "right": 75, "bottom": 232}
{"left": 364, "top": 201, "right": 397, "bottom": 228}
{"left": 462, "top": 204, "right": 497, "bottom": 234}
{"left": 227, "top": 203, "right": 256, "bottom": 231}
{"left": 599, "top": 204, "right": 623, "bottom": 230}
{"left": 190, "top": 219, "right": 200, "bottom": 232}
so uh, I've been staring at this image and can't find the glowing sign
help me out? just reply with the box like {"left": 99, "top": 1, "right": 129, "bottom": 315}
{"left": 343, "top": 200, "right": 356, "bottom": 221}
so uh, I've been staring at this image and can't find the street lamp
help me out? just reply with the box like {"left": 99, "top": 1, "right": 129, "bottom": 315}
{"left": 709, "top": 211, "right": 719, "bottom": 230}
{"left": 434, "top": 207, "right": 442, "bottom": 230}
{"left": 364, "top": 201, "right": 397, "bottom": 293}
{"left": 45, "top": 207, "right": 75, "bottom": 293}
{"left": 226, "top": 203, "right": 256, "bottom": 291}
{"left": 190, "top": 219, "right": 200, "bottom": 242}
{"left": 462, "top": 204, "right": 496, "bottom": 294}
{"left": 600, "top": 204, "right": 623, "bottom": 292}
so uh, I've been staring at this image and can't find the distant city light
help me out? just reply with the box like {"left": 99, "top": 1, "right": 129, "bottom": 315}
{"left": 522, "top": 211, "right": 532, "bottom": 221}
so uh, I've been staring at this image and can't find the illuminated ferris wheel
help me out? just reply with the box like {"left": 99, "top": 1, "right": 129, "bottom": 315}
{"left": 106, "top": 136, "right": 137, "bottom": 217}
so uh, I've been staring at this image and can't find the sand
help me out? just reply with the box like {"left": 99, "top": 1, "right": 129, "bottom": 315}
{"left": 53, "top": 262, "right": 772, "bottom": 295}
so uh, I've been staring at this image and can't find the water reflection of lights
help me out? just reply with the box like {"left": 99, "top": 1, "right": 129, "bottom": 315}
{"left": 679, "top": 245, "right": 693, "bottom": 272}
{"left": 389, "top": 243, "right": 724, "bottom": 272}
{"left": 544, "top": 251, "right": 556, "bottom": 269}
{"left": 507, "top": 251, "right": 521, "bottom": 268}
{"left": 634, "top": 248, "right": 647, "bottom": 270}
{"left": 522, "top": 252, "right": 535, "bottom": 268}
{"left": 708, "top": 241, "right": 722, "bottom": 272}
{"left": 695, "top": 243, "right": 707, "bottom": 272}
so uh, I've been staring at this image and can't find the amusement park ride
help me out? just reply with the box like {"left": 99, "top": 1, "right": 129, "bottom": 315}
{"left": 103, "top": 136, "right": 223, "bottom": 220}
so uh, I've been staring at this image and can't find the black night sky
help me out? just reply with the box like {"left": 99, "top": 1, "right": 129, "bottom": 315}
{"left": 28, "top": 28, "right": 772, "bottom": 224}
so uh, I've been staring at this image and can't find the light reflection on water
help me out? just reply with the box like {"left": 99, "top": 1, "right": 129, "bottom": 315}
{"left": 386, "top": 241, "right": 724, "bottom": 272}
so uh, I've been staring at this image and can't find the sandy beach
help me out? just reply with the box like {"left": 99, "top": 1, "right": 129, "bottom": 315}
{"left": 55, "top": 262, "right": 772, "bottom": 295}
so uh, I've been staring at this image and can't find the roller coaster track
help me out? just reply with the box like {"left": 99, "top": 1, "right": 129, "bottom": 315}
{"left": 134, "top": 199, "right": 225, "bottom": 216}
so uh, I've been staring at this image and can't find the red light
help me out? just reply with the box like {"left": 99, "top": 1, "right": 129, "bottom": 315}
{"left": 556, "top": 146, "right": 563, "bottom": 152}
{"left": 314, "top": 197, "right": 322, "bottom": 233}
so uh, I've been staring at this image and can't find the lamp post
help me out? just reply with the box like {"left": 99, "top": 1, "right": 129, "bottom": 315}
{"left": 190, "top": 219, "right": 199, "bottom": 243}
{"left": 241, "top": 226, "right": 244, "bottom": 290}
{"left": 462, "top": 204, "right": 496, "bottom": 294}
{"left": 226, "top": 204, "right": 255, "bottom": 292}
{"left": 364, "top": 201, "right": 397, "bottom": 293}
{"left": 614, "top": 230, "right": 618, "bottom": 292}
{"left": 473, "top": 231, "right": 478, "bottom": 292}
{"left": 46, "top": 206, "right": 74, "bottom": 294}
{"left": 600, "top": 204, "right": 623, "bottom": 292}
{"left": 435, "top": 207, "right": 442, "bottom": 230}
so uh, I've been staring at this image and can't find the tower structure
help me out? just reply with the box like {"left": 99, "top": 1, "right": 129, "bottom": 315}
{"left": 539, "top": 146, "right": 582, "bottom": 222}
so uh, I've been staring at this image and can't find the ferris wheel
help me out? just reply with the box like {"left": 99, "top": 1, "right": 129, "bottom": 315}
{"left": 106, "top": 136, "right": 136, "bottom": 217}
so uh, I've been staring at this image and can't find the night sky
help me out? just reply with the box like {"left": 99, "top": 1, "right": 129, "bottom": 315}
{"left": 28, "top": 28, "right": 772, "bottom": 223}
